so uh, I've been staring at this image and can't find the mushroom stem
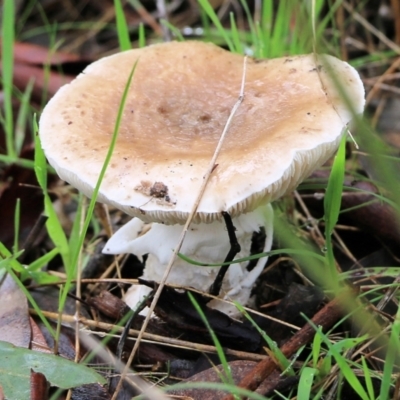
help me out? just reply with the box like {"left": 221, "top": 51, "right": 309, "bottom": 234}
{"left": 103, "top": 204, "right": 274, "bottom": 316}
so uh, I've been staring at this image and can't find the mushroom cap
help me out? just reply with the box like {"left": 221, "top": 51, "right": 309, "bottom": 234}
{"left": 39, "top": 41, "right": 365, "bottom": 224}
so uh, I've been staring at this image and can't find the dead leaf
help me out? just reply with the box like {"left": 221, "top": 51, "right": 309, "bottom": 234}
{"left": 169, "top": 360, "right": 283, "bottom": 400}
{"left": 13, "top": 41, "right": 80, "bottom": 66}
{"left": 0, "top": 274, "right": 30, "bottom": 348}
{"left": 12, "top": 62, "right": 74, "bottom": 101}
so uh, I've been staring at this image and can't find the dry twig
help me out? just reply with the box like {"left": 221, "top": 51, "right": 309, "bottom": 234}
{"left": 111, "top": 56, "right": 248, "bottom": 399}
{"left": 221, "top": 297, "right": 343, "bottom": 400}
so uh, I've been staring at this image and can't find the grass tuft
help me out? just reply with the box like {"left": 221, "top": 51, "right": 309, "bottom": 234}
{"left": 1, "top": 0, "right": 16, "bottom": 158}
{"left": 114, "top": 0, "right": 132, "bottom": 51}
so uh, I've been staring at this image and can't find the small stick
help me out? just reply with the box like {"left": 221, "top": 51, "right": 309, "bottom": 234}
{"left": 221, "top": 297, "right": 343, "bottom": 400}
{"left": 156, "top": 0, "right": 172, "bottom": 42}
{"left": 19, "top": 214, "right": 48, "bottom": 260}
{"left": 110, "top": 304, "right": 145, "bottom": 395}
{"left": 209, "top": 211, "right": 241, "bottom": 296}
{"left": 111, "top": 57, "right": 248, "bottom": 400}
{"left": 30, "top": 307, "right": 267, "bottom": 361}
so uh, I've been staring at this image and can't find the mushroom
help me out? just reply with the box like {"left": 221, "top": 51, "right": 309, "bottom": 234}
{"left": 39, "top": 41, "right": 365, "bottom": 315}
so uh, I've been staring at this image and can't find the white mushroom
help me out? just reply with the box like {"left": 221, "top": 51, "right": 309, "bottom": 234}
{"left": 39, "top": 41, "right": 365, "bottom": 316}
{"left": 104, "top": 203, "right": 274, "bottom": 314}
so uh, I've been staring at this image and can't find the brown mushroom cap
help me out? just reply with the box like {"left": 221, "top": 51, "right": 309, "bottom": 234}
{"left": 39, "top": 41, "right": 365, "bottom": 224}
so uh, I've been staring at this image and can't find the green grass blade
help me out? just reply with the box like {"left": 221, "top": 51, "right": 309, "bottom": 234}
{"left": 0, "top": 243, "right": 25, "bottom": 273}
{"left": 13, "top": 199, "right": 21, "bottom": 254}
{"left": 27, "top": 247, "right": 60, "bottom": 273}
{"left": 61, "top": 60, "right": 139, "bottom": 307}
{"left": 15, "top": 0, "right": 37, "bottom": 36}
{"left": 323, "top": 130, "right": 347, "bottom": 232}
{"left": 379, "top": 302, "right": 400, "bottom": 399}
{"left": 307, "top": 320, "right": 370, "bottom": 400}
{"left": 138, "top": 22, "right": 146, "bottom": 47}
{"left": 34, "top": 117, "right": 70, "bottom": 270}
{"left": 114, "top": 0, "right": 131, "bottom": 51}
{"left": 238, "top": 0, "right": 258, "bottom": 53}
{"left": 0, "top": 248, "right": 55, "bottom": 336}
{"left": 1, "top": 0, "right": 16, "bottom": 158}
{"left": 259, "top": 0, "right": 273, "bottom": 58}
{"left": 324, "top": 134, "right": 347, "bottom": 284}
{"left": 178, "top": 247, "right": 325, "bottom": 267}
{"left": 317, "top": 0, "right": 342, "bottom": 48}
{"left": 235, "top": 303, "right": 294, "bottom": 376}
{"left": 273, "top": 213, "right": 333, "bottom": 290}
{"left": 68, "top": 193, "right": 84, "bottom": 256}
{"left": 15, "top": 79, "right": 34, "bottom": 155}
{"left": 229, "top": 13, "right": 243, "bottom": 54}
{"left": 199, "top": 4, "right": 212, "bottom": 42}
{"left": 298, "top": 367, "right": 318, "bottom": 399}
{"left": 160, "top": 20, "right": 184, "bottom": 41}
{"left": 361, "top": 356, "right": 375, "bottom": 400}
{"left": 0, "top": 155, "right": 51, "bottom": 170}
{"left": 187, "top": 292, "right": 234, "bottom": 387}
{"left": 270, "top": 0, "right": 290, "bottom": 57}
{"left": 357, "top": 124, "right": 400, "bottom": 217}
{"left": 319, "top": 354, "right": 332, "bottom": 378}
{"left": 312, "top": 327, "right": 323, "bottom": 369}
{"left": 197, "top": 0, "right": 234, "bottom": 51}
